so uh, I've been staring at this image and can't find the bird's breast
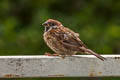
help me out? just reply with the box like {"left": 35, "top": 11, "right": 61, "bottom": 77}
{"left": 43, "top": 31, "right": 57, "bottom": 47}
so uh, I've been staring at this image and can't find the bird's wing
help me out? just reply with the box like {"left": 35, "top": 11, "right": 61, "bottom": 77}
{"left": 64, "top": 27, "right": 87, "bottom": 47}
{"left": 57, "top": 27, "right": 87, "bottom": 51}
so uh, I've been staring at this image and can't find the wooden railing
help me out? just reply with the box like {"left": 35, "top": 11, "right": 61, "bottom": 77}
{"left": 0, "top": 55, "right": 119, "bottom": 78}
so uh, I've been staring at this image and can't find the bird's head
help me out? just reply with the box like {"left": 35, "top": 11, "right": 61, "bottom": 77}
{"left": 42, "top": 19, "right": 62, "bottom": 32}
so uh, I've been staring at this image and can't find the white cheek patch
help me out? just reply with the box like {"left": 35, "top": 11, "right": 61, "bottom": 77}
{"left": 47, "top": 27, "right": 52, "bottom": 32}
{"left": 44, "top": 27, "right": 52, "bottom": 32}
{"left": 44, "top": 27, "right": 49, "bottom": 32}
{"left": 44, "top": 26, "right": 57, "bottom": 32}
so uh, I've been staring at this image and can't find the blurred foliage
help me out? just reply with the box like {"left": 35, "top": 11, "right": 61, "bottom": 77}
{"left": 0, "top": 0, "right": 120, "bottom": 80}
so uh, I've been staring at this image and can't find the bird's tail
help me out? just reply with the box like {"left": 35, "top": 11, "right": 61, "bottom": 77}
{"left": 85, "top": 49, "right": 106, "bottom": 61}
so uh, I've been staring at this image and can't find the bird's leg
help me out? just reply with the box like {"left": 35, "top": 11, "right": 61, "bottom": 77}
{"left": 44, "top": 52, "right": 52, "bottom": 56}
{"left": 61, "top": 55, "right": 66, "bottom": 59}
{"left": 52, "top": 53, "right": 59, "bottom": 56}
{"left": 45, "top": 52, "right": 59, "bottom": 56}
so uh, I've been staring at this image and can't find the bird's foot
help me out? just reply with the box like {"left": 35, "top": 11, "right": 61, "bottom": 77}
{"left": 61, "top": 55, "right": 65, "bottom": 59}
{"left": 45, "top": 52, "right": 59, "bottom": 56}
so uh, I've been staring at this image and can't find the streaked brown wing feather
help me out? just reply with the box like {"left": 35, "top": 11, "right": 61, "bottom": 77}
{"left": 55, "top": 27, "right": 87, "bottom": 52}
{"left": 62, "top": 27, "right": 87, "bottom": 47}
{"left": 60, "top": 40, "right": 85, "bottom": 52}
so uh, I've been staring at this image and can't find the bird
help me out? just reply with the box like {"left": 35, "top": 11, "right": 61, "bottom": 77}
{"left": 42, "top": 19, "right": 106, "bottom": 61}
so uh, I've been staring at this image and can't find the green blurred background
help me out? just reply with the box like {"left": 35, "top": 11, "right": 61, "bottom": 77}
{"left": 0, "top": 0, "right": 120, "bottom": 80}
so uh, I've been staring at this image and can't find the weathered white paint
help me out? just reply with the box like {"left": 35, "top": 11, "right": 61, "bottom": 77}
{"left": 0, "top": 55, "right": 119, "bottom": 78}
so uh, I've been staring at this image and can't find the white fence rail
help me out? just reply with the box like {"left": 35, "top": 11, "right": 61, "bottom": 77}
{"left": 0, "top": 55, "right": 119, "bottom": 78}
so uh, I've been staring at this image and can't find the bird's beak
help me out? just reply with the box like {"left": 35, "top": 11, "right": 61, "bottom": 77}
{"left": 42, "top": 22, "right": 48, "bottom": 26}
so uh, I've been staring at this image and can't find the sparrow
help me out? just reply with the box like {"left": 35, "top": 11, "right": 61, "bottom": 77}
{"left": 42, "top": 19, "right": 106, "bottom": 61}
